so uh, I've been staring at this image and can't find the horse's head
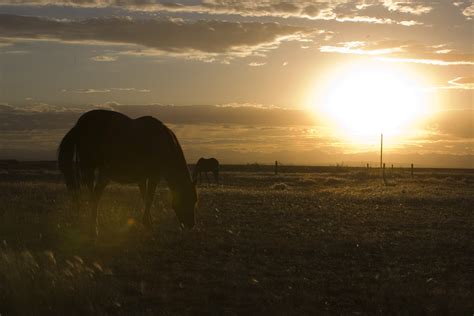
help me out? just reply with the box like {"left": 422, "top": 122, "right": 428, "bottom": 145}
{"left": 171, "top": 182, "right": 197, "bottom": 229}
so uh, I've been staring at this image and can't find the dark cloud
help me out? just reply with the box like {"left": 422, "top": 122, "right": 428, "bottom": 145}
{"left": 0, "top": 1, "right": 432, "bottom": 25}
{"left": 0, "top": 14, "right": 313, "bottom": 59}
{"left": 0, "top": 103, "right": 471, "bottom": 167}
{"left": 114, "top": 104, "right": 318, "bottom": 126}
{"left": 2, "top": 103, "right": 471, "bottom": 140}
{"left": 0, "top": 103, "right": 317, "bottom": 131}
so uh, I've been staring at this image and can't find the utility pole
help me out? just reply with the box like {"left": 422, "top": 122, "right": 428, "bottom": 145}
{"left": 380, "top": 133, "right": 383, "bottom": 169}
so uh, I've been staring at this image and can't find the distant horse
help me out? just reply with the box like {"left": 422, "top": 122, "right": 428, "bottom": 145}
{"left": 193, "top": 158, "right": 219, "bottom": 184}
{"left": 58, "top": 109, "right": 197, "bottom": 236}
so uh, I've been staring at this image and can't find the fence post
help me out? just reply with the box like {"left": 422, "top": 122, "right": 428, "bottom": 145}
{"left": 274, "top": 160, "right": 278, "bottom": 175}
{"left": 411, "top": 163, "right": 414, "bottom": 178}
{"left": 367, "top": 163, "right": 369, "bottom": 169}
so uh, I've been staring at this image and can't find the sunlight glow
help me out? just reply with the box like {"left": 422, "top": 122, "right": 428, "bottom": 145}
{"left": 311, "top": 62, "right": 427, "bottom": 146}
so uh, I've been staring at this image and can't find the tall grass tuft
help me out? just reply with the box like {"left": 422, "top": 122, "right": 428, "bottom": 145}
{"left": 0, "top": 248, "right": 117, "bottom": 315}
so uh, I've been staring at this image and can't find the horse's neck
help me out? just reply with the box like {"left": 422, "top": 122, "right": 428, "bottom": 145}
{"left": 164, "top": 167, "right": 192, "bottom": 192}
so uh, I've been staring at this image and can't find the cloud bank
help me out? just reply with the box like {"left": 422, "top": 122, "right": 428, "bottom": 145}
{"left": 0, "top": 104, "right": 471, "bottom": 167}
{"left": 0, "top": 0, "right": 434, "bottom": 25}
{"left": 0, "top": 14, "right": 314, "bottom": 60}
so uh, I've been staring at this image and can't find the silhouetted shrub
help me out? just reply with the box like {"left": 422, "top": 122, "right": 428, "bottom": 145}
{"left": 271, "top": 182, "right": 290, "bottom": 190}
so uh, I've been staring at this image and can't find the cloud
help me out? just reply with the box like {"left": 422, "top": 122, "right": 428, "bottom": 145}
{"left": 327, "top": 1, "right": 426, "bottom": 25}
{"left": 0, "top": 1, "right": 427, "bottom": 25}
{"left": 383, "top": 1, "right": 433, "bottom": 15}
{"left": 93, "top": 101, "right": 121, "bottom": 110}
{"left": 61, "top": 88, "right": 151, "bottom": 93}
{"left": 113, "top": 104, "right": 318, "bottom": 126}
{"left": 462, "top": 4, "right": 474, "bottom": 17}
{"left": 432, "top": 77, "right": 474, "bottom": 90}
{"left": 380, "top": 56, "right": 474, "bottom": 66}
{"left": 0, "top": 14, "right": 314, "bottom": 61}
{"left": 61, "top": 88, "right": 111, "bottom": 94}
{"left": 448, "top": 77, "right": 474, "bottom": 89}
{"left": 112, "top": 88, "right": 151, "bottom": 92}
{"left": 320, "top": 40, "right": 474, "bottom": 65}
{"left": 248, "top": 62, "right": 266, "bottom": 67}
{"left": 90, "top": 55, "right": 118, "bottom": 62}
{"left": 0, "top": 50, "right": 29, "bottom": 54}
{"left": 0, "top": 103, "right": 471, "bottom": 167}
{"left": 0, "top": 102, "right": 86, "bottom": 116}
{"left": 320, "top": 40, "right": 403, "bottom": 55}
{"left": 0, "top": 103, "right": 318, "bottom": 130}
{"left": 425, "top": 109, "right": 473, "bottom": 139}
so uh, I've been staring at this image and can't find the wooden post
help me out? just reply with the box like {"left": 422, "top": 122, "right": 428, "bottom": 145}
{"left": 391, "top": 164, "right": 393, "bottom": 171}
{"left": 274, "top": 160, "right": 278, "bottom": 175}
{"left": 367, "top": 163, "right": 369, "bottom": 169}
{"left": 411, "top": 163, "right": 414, "bottom": 178}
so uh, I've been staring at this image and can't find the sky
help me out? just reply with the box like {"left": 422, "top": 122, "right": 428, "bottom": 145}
{"left": 0, "top": 0, "right": 472, "bottom": 167}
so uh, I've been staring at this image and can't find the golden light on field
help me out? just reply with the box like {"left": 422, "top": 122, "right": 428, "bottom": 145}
{"left": 310, "top": 62, "right": 428, "bottom": 146}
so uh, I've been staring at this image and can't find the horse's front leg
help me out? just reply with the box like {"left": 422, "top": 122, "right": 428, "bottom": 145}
{"left": 138, "top": 180, "right": 146, "bottom": 214}
{"left": 213, "top": 169, "right": 219, "bottom": 183}
{"left": 90, "top": 173, "right": 108, "bottom": 237}
{"left": 143, "top": 179, "right": 157, "bottom": 228}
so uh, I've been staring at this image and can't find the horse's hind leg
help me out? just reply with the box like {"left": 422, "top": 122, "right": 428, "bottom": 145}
{"left": 90, "top": 173, "right": 108, "bottom": 237}
{"left": 138, "top": 180, "right": 146, "bottom": 204}
{"left": 81, "top": 166, "right": 95, "bottom": 208}
{"left": 213, "top": 170, "right": 219, "bottom": 183}
{"left": 143, "top": 179, "right": 157, "bottom": 228}
{"left": 138, "top": 180, "right": 147, "bottom": 219}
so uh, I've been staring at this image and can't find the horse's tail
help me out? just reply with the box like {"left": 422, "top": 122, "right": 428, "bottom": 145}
{"left": 192, "top": 164, "right": 198, "bottom": 184}
{"left": 58, "top": 126, "right": 80, "bottom": 194}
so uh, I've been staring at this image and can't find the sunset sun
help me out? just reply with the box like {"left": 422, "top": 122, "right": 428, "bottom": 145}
{"left": 314, "top": 63, "right": 426, "bottom": 144}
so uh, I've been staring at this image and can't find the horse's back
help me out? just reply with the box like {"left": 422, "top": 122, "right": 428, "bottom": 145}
{"left": 77, "top": 109, "right": 131, "bottom": 128}
{"left": 73, "top": 110, "right": 182, "bottom": 182}
{"left": 197, "top": 157, "right": 219, "bottom": 170}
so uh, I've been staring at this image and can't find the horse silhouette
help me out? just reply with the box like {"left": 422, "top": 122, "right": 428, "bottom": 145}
{"left": 193, "top": 157, "right": 219, "bottom": 184}
{"left": 58, "top": 109, "right": 196, "bottom": 236}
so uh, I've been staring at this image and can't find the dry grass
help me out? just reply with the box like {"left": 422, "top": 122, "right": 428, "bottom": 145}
{"left": 0, "top": 163, "right": 473, "bottom": 314}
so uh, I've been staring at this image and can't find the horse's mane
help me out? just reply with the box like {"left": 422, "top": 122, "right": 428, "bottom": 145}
{"left": 165, "top": 127, "right": 185, "bottom": 166}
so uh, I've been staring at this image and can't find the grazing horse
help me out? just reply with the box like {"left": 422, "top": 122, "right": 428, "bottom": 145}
{"left": 58, "top": 109, "right": 197, "bottom": 236}
{"left": 193, "top": 157, "right": 219, "bottom": 184}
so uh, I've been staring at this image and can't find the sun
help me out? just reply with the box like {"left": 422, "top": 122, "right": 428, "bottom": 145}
{"left": 311, "top": 62, "right": 427, "bottom": 145}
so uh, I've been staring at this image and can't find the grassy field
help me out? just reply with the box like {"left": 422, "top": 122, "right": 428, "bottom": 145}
{"left": 0, "top": 162, "right": 473, "bottom": 314}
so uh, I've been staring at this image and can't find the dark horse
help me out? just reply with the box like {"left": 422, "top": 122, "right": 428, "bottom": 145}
{"left": 58, "top": 110, "right": 197, "bottom": 235}
{"left": 193, "top": 157, "right": 219, "bottom": 184}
